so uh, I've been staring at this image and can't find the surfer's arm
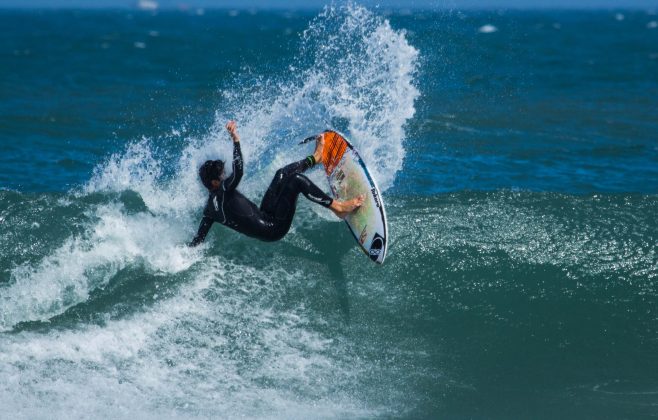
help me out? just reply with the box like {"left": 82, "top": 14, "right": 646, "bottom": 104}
{"left": 222, "top": 121, "right": 243, "bottom": 192}
{"left": 189, "top": 216, "right": 213, "bottom": 247}
{"left": 221, "top": 142, "right": 243, "bottom": 192}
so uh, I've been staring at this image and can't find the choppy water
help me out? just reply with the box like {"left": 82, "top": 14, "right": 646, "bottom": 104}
{"left": 1, "top": 5, "right": 658, "bottom": 419}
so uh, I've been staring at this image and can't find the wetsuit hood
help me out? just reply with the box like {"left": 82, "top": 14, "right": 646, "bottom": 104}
{"left": 199, "top": 160, "right": 224, "bottom": 190}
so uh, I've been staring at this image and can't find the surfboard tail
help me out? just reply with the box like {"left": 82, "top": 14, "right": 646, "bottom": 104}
{"left": 320, "top": 131, "right": 349, "bottom": 176}
{"left": 298, "top": 131, "right": 349, "bottom": 176}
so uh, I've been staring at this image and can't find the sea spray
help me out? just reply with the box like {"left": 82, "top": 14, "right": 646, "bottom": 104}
{"left": 2, "top": 7, "right": 658, "bottom": 419}
{"left": 211, "top": 4, "right": 419, "bottom": 195}
{"left": 0, "top": 5, "right": 420, "bottom": 417}
{"left": 1, "top": 4, "right": 418, "bottom": 330}
{"left": 0, "top": 201, "right": 201, "bottom": 331}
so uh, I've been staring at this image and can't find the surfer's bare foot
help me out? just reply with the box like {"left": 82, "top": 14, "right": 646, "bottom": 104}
{"left": 330, "top": 194, "right": 365, "bottom": 219}
{"left": 313, "top": 134, "right": 325, "bottom": 165}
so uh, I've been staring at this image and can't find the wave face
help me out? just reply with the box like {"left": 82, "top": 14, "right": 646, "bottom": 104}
{"left": 0, "top": 5, "right": 424, "bottom": 418}
{"left": 2, "top": 6, "right": 658, "bottom": 419}
{"left": 2, "top": 190, "right": 657, "bottom": 418}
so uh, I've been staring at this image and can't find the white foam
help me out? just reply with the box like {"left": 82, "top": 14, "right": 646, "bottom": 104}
{"left": 0, "top": 257, "right": 381, "bottom": 418}
{"left": 2, "top": 2, "right": 418, "bottom": 332}
{"left": 137, "top": 0, "right": 158, "bottom": 11}
{"left": 0, "top": 202, "right": 201, "bottom": 331}
{"left": 213, "top": 4, "right": 418, "bottom": 193}
{"left": 648, "top": 21, "right": 658, "bottom": 29}
{"left": 478, "top": 24, "right": 498, "bottom": 33}
{"left": 0, "top": 5, "right": 419, "bottom": 414}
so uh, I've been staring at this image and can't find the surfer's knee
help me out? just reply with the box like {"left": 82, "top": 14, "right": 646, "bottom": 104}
{"left": 262, "top": 228, "right": 287, "bottom": 242}
{"left": 290, "top": 173, "right": 309, "bottom": 186}
{"left": 274, "top": 168, "right": 288, "bottom": 181}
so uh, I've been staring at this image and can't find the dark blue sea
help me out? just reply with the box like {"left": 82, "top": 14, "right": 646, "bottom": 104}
{"left": 1, "top": 5, "right": 658, "bottom": 419}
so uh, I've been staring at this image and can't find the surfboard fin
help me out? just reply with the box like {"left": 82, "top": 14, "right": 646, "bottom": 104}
{"left": 298, "top": 134, "right": 319, "bottom": 145}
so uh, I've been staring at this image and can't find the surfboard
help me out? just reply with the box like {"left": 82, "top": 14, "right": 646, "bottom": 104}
{"left": 303, "top": 130, "right": 388, "bottom": 264}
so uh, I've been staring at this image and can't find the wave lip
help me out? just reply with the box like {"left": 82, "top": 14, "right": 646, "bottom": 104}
{"left": 2, "top": 3, "right": 420, "bottom": 332}
{"left": 212, "top": 3, "right": 419, "bottom": 196}
{"left": 0, "top": 5, "right": 423, "bottom": 417}
{"left": 0, "top": 201, "right": 199, "bottom": 332}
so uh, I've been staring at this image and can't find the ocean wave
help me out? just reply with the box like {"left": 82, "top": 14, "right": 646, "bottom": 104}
{"left": 0, "top": 5, "right": 423, "bottom": 417}
{"left": 2, "top": 187, "right": 657, "bottom": 416}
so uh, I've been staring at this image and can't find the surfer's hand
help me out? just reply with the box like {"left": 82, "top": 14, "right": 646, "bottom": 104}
{"left": 226, "top": 120, "right": 240, "bottom": 142}
{"left": 329, "top": 194, "right": 365, "bottom": 219}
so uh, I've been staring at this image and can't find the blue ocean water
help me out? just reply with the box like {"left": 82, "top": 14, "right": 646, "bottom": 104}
{"left": 1, "top": 5, "right": 658, "bottom": 419}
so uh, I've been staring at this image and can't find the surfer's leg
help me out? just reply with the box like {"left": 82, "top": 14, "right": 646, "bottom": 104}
{"left": 260, "top": 158, "right": 315, "bottom": 213}
{"left": 263, "top": 174, "right": 332, "bottom": 239}
{"left": 270, "top": 134, "right": 324, "bottom": 181}
{"left": 260, "top": 136, "right": 326, "bottom": 214}
{"left": 275, "top": 174, "right": 333, "bottom": 218}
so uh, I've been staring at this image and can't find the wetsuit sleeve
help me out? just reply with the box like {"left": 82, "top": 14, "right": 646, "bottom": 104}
{"left": 222, "top": 142, "right": 243, "bottom": 192}
{"left": 189, "top": 216, "right": 213, "bottom": 247}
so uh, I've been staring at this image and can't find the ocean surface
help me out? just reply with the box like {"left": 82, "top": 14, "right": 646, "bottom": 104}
{"left": 1, "top": 4, "right": 658, "bottom": 419}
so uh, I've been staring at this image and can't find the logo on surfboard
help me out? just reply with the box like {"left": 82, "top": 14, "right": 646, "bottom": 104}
{"left": 359, "top": 225, "right": 368, "bottom": 244}
{"left": 371, "top": 187, "right": 381, "bottom": 208}
{"left": 369, "top": 233, "right": 385, "bottom": 262}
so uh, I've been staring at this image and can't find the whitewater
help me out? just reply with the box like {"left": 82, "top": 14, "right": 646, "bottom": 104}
{"left": 2, "top": 5, "right": 658, "bottom": 419}
{"left": 0, "top": 5, "right": 421, "bottom": 418}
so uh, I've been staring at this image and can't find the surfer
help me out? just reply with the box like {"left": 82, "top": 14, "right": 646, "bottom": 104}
{"left": 189, "top": 121, "right": 364, "bottom": 246}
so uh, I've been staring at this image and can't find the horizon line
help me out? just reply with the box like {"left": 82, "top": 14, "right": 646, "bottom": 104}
{"left": 0, "top": 5, "right": 657, "bottom": 11}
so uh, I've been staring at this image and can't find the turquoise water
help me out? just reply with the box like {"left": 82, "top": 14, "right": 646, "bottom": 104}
{"left": 1, "top": 5, "right": 658, "bottom": 418}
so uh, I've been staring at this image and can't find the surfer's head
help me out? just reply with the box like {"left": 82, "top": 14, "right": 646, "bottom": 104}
{"left": 199, "top": 160, "right": 224, "bottom": 190}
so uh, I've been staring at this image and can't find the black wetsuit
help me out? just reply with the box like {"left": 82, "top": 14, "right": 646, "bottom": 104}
{"left": 190, "top": 142, "right": 333, "bottom": 246}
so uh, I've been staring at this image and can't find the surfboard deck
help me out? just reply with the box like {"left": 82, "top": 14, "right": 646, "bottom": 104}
{"left": 317, "top": 130, "right": 388, "bottom": 264}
